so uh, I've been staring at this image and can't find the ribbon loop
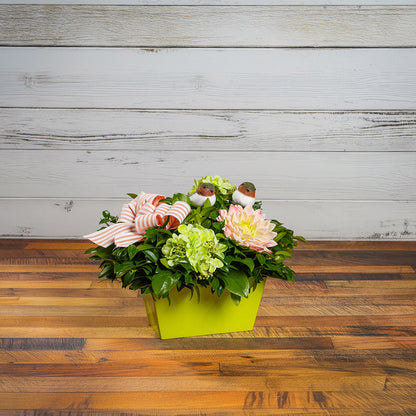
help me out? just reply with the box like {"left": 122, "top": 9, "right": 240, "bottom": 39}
{"left": 84, "top": 192, "right": 191, "bottom": 248}
{"left": 165, "top": 201, "right": 191, "bottom": 230}
{"left": 135, "top": 213, "right": 163, "bottom": 235}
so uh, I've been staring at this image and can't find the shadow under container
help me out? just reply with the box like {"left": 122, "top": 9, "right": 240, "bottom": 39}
{"left": 142, "top": 279, "right": 266, "bottom": 339}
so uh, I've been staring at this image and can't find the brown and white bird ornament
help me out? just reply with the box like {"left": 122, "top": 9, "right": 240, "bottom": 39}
{"left": 232, "top": 182, "right": 256, "bottom": 207}
{"left": 188, "top": 182, "right": 216, "bottom": 206}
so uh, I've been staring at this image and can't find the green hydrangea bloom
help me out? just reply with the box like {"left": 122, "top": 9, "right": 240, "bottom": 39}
{"left": 189, "top": 175, "right": 236, "bottom": 198}
{"left": 162, "top": 224, "right": 226, "bottom": 278}
{"left": 161, "top": 233, "right": 188, "bottom": 267}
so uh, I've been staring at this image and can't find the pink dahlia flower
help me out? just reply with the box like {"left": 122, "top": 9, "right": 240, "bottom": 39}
{"left": 217, "top": 204, "right": 277, "bottom": 253}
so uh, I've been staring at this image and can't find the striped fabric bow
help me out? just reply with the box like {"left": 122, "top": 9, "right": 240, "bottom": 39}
{"left": 84, "top": 192, "right": 191, "bottom": 248}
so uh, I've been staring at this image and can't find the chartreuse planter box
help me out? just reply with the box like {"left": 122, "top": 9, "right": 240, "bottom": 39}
{"left": 143, "top": 279, "right": 266, "bottom": 339}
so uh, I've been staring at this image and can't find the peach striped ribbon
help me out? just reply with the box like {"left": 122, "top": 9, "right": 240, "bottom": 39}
{"left": 84, "top": 192, "right": 191, "bottom": 248}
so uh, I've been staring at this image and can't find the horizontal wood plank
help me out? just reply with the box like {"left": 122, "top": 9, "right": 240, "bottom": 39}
{"left": 1, "top": 48, "right": 416, "bottom": 109}
{"left": 0, "top": 410, "right": 411, "bottom": 416}
{"left": 0, "top": 338, "right": 85, "bottom": 350}
{"left": 2, "top": 325, "right": 416, "bottom": 339}
{"left": 1, "top": 151, "right": 415, "bottom": 200}
{"left": 0, "top": 391, "right": 413, "bottom": 410}
{"left": 1, "top": 348, "right": 414, "bottom": 364}
{"left": 0, "top": 375, "right": 386, "bottom": 392}
{"left": 1, "top": 349, "right": 415, "bottom": 367}
{"left": 3, "top": 362, "right": 386, "bottom": 377}
{"left": 83, "top": 337, "right": 335, "bottom": 350}
{"left": 0, "top": 288, "right": 137, "bottom": 297}
{"left": 0, "top": 280, "right": 118, "bottom": 288}
{"left": 1, "top": 199, "right": 415, "bottom": 239}
{"left": 0, "top": 306, "right": 147, "bottom": 317}
{"left": 0, "top": 265, "right": 99, "bottom": 272}
{"left": 0, "top": 296, "right": 140, "bottom": 307}
{"left": 1, "top": 5, "right": 416, "bottom": 47}
{"left": 2, "top": 109, "right": 416, "bottom": 152}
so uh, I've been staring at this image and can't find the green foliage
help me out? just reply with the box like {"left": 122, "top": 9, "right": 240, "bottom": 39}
{"left": 86, "top": 181, "right": 305, "bottom": 303}
{"left": 219, "top": 269, "right": 249, "bottom": 298}
{"left": 98, "top": 210, "right": 118, "bottom": 229}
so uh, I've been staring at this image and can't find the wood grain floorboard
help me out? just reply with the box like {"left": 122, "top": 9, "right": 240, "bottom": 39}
{"left": 0, "top": 239, "right": 415, "bottom": 415}
{"left": 0, "top": 338, "right": 85, "bottom": 350}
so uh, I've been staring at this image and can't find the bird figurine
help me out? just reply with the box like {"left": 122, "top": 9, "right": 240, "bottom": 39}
{"left": 232, "top": 182, "right": 256, "bottom": 207}
{"left": 189, "top": 182, "right": 216, "bottom": 206}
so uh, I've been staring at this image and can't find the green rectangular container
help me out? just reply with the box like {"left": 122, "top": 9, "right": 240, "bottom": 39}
{"left": 143, "top": 280, "right": 266, "bottom": 339}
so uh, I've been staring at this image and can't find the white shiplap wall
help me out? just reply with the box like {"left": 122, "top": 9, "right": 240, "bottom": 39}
{"left": 0, "top": 3, "right": 415, "bottom": 239}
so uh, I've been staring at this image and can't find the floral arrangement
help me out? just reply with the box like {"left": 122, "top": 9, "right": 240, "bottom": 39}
{"left": 85, "top": 176, "right": 304, "bottom": 304}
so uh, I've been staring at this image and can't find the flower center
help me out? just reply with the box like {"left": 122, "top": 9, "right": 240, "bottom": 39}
{"left": 239, "top": 219, "right": 257, "bottom": 237}
{"left": 172, "top": 244, "right": 186, "bottom": 257}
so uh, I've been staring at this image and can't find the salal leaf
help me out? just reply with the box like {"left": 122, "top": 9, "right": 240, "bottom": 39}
{"left": 122, "top": 270, "right": 135, "bottom": 286}
{"left": 230, "top": 293, "right": 241, "bottom": 306}
{"left": 172, "top": 193, "right": 191, "bottom": 205}
{"left": 221, "top": 269, "right": 249, "bottom": 298}
{"left": 160, "top": 258, "right": 170, "bottom": 269}
{"left": 98, "top": 264, "right": 113, "bottom": 278}
{"left": 84, "top": 246, "right": 97, "bottom": 254}
{"left": 136, "top": 244, "right": 155, "bottom": 252}
{"left": 256, "top": 253, "right": 266, "bottom": 265}
{"left": 114, "top": 261, "right": 135, "bottom": 274}
{"left": 233, "top": 257, "right": 255, "bottom": 272}
{"left": 275, "top": 231, "right": 286, "bottom": 242}
{"left": 152, "top": 270, "right": 179, "bottom": 298}
{"left": 128, "top": 245, "right": 138, "bottom": 260}
{"left": 211, "top": 278, "right": 220, "bottom": 292}
{"left": 274, "top": 251, "right": 292, "bottom": 258}
{"left": 144, "top": 250, "right": 158, "bottom": 264}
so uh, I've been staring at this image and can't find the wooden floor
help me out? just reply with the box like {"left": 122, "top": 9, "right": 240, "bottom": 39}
{"left": 0, "top": 240, "right": 415, "bottom": 415}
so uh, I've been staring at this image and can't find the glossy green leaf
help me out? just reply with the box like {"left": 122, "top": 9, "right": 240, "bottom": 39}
{"left": 152, "top": 270, "right": 179, "bottom": 298}
{"left": 98, "top": 264, "right": 113, "bottom": 278}
{"left": 256, "top": 253, "right": 266, "bottom": 265}
{"left": 123, "top": 270, "right": 135, "bottom": 286}
{"left": 230, "top": 293, "right": 241, "bottom": 306}
{"left": 160, "top": 258, "right": 170, "bottom": 269}
{"left": 275, "top": 231, "right": 286, "bottom": 242}
{"left": 114, "top": 261, "right": 135, "bottom": 274}
{"left": 172, "top": 193, "right": 191, "bottom": 205}
{"left": 128, "top": 245, "right": 138, "bottom": 260}
{"left": 233, "top": 257, "right": 255, "bottom": 272}
{"left": 144, "top": 250, "right": 158, "bottom": 264}
{"left": 221, "top": 269, "right": 249, "bottom": 298}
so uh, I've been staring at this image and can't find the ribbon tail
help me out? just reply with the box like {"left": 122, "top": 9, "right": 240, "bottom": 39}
{"left": 84, "top": 223, "right": 130, "bottom": 248}
{"left": 114, "top": 230, "right": 144, "bottom": 247}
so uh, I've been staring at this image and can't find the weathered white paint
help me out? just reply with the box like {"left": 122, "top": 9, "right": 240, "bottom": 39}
{"left": 1, "top": 1, "right": 416, "bottom": 5}
{"left": 2, "top": 5, "right": 416, "bottom": 47}
{"left": 1, "top": 109, "right": 415, "bottom": 152}
{"left": 1, "top": 198, "right": 414, "bottom": 240}
{"left": 1, "top": 47, "right": 416, "bottom": 110}
{"left": 1, "top": 150, "right": 414, "bottom": 200}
